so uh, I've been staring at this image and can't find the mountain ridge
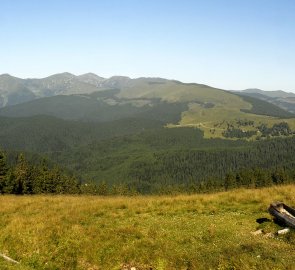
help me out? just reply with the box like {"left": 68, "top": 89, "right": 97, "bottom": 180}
{"left": 234, "top": 88, "right": 295, "bottom": 114}
{"left": 0, "top": 73, "right": 177, "bottom": 107}
{"left": 237, "top": 88, "right": 295, "bottom": 98}
{"left": 0, "top": 72, "right": 237, "bottom": 108}
{"left": 1, "top": 72, "right": 295, "bottom": 140}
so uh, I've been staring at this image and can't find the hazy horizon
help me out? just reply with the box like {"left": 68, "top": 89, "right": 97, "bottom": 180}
{"left": 2, "top": 0, "right": 295, "bottom": 92}
{"left": 2, "top": 71, "right": 295, "bottom": 93}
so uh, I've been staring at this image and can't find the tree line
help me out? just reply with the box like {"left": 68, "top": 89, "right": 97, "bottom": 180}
{"left": 0, "top": 151, "right": 132, "bottom": 195}
{"left": 0, "top": 151, "right": 80, "bottom": 194}
{"left": 1, "top": 150, "right": 295, "bottom": 196}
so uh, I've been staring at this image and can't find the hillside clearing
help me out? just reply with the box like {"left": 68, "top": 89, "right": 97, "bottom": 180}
{"left": 1, "top": 185, "right": 295, "bottom": 269}
{"left": 178, "top": 103, "right": 295, "bottom": 139}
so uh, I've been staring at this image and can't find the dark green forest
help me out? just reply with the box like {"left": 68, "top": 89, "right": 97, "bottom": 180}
{"left": 238, "top": 94, "right": 295, "bottom": 118}
{"left": 1, "top": 84, "right": 295, "bottom": 195}
{"left": 2, "top": 122, "right": 295, "bottom": 195}
{"left": 1, "top": 148, "right": 295, "bottom": 195}
{"left": 0, "top": 152, "right": 79, "bottom": 194}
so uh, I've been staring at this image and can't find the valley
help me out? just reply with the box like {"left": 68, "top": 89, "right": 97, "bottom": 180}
{"left": 3, "top": 2, "right": 295, "bottom": 269}
{"left": 1, "top": 73, "right": 295, "bottom": 193}
{"left": 1, "top": 73, "right": 295, "bottom": 141}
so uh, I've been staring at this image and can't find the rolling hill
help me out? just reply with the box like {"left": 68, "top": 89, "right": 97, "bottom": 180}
{"left": 1, "top": 73, "right": 295, "bottom": 190}
{"left": 241, "top": 88, "right": 295, "bottom": 99}
{"left": 234, "top": 88, "right": 295, "bottom": 114}
{"left": 2, "top": 112, "right": 295, "bottom": 192}
{"left": 0, "top": 115, "right": 165, "bottom": 153}
{"left": 0, "top": 93, "right": 188, "bottom": 123}
{"left": 1, "top": 73, "right": 295, "bottom": 140}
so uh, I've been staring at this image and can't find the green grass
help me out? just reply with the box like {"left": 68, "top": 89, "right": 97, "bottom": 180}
{"left": 3, "top": 77, "right": 295, "bottom": 140}
{"left": 1, "top": 185, "right": 295, "bottom": 269}
{"left": 118, "top": 80, "right": 249, "bottom": 106}
{"left": 178, "top": 102, "right": 295, "bottom": 139}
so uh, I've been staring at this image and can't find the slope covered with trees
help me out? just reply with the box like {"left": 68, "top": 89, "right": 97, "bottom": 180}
{"left": 48, "top": 130, "right": 295, "bottom": 194}
{"left": 238, "top": 94, "right": 295, "bottom": 118}
{"left": 0, "top": 151, "right": 79, "bottom": 194}
{"left": 1, "top": 74, "right": 295, "bottom": 194}
{"left": 2, "top": 122, "right": 295, "bottom": 194}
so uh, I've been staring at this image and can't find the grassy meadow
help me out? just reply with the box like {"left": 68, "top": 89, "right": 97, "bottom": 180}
{"left": 178, "top": 102, "right": 295, "bottom": 139}
{"left": 1, "top": 186, "right": 295, "bottom": 270}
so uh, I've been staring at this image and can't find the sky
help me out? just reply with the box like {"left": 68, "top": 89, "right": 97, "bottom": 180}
{"left": 1, "top": 0, "right": 295, "bottom": 91}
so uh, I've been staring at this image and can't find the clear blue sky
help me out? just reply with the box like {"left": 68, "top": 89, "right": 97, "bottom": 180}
{"left": 1, "top": 0, "right": 295, "bottom": 91}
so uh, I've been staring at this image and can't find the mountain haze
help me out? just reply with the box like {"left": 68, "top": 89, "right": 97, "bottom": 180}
{"left": 241, "top": 88, "right": 295, "bottom": 98}
{"left": 0, "top": 73, "right": 134, "bottom": 107}
{"left": 1, "top": 73, "right": 295, "bottom": 140}
{"left": 234, "top": 88, "right": 295, "bottom": 114}
{"left": 1, "top": 73, "right": 295, "bottom": 191}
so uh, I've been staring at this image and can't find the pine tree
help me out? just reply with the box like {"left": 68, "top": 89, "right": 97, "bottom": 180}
{"left": 13, "top": 153, "right": 33, "bottom": 194}
{"left": 97, "top": 181, "right": 108, "bottom": 195}
{"left": 32, "top": 159, "right": 49, "bottom": 194}
{"left": 0, "top": 151, "right": 8, "bottom": 193}
{"left": 224, "top": 172, "right": 236, "bottom": 191}
{"left": 271, "top": 168, "right": 289, "bottom": 185}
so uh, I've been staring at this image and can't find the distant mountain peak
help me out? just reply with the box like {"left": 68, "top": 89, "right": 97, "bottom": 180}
{"left": 0, "top": 73, "right": 21, "bottom": 80}
{"left": 78, "top": 73, "right": 104, "bottom": 81}
{"left": 242, "top": 88, "right": 295, "bottom": 98}
{"left": 244, "top": 88, "right": 264, "bottom": 93}
{"left": 79, "top": 72, "right": 104, "bottom": 79}
{"left": 108, "top": 75, "right": 131, "bottom": 80}
{"left": 0, "top": 73, "right": 12, "bottom": 77}
{"left": 45, "top": 72, "right": 76, "bottom": 79}
{"left": 102, "top": 76, "right": 131, "bottom": 88}
{"left": 77, "top": 73, "right": 105, "bottom": 87}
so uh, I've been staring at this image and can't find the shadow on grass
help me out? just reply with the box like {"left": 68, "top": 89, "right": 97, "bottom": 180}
{"left": 256, "top": 217, "right": 272, "bottom": 224}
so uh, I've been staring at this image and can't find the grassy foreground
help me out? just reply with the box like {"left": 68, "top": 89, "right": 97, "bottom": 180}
{"left": 1, "top": 186, "right": 295, "bottom": 270}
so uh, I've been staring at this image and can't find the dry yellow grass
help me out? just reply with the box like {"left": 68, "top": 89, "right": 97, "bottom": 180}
{"left": 1, "top": 185, "right": 295, "bottom": 269}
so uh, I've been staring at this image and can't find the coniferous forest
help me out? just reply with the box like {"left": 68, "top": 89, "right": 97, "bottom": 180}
{"left": 2, "top": 126, "right": 295, "bottom": 195}
{"left": 3, "top": 3, "right": 295, "bottom": 269}
{"left": 1, "top": 75, "right": 295, "bottom": 195}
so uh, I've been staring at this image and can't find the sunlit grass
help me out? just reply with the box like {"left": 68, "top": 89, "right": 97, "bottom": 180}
{"left": 178, "top": 102, "right": 295, "bottom": 139}
{"left": 1, "top": 185, "right": 295, "bottom": 269}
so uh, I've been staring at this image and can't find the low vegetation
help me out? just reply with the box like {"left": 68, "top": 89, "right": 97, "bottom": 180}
{"left": 0, "top": 185, "right": 295, "bottom": 269}
{"left": 1, "top": 76, "right": 295, "bottom": 269}
{"left": 178, "top": 93, "right": 295, "bottom": 140}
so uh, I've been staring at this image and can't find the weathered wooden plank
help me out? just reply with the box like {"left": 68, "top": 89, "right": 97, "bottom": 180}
{"left": 0, "top": 253, "right": 20, "bottom": 264}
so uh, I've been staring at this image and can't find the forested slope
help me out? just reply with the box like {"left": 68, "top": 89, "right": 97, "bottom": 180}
{"left": 1, "top": 75, "right": 295, "bottom": 194}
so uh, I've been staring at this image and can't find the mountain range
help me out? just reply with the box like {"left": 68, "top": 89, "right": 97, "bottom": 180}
{"left": 2, "top": 72, "right": 295, "bottom": 190}
{"left": 1, "top": 73, "right": 295, "bottom": 140}
{"left": 0, "top": 72, "right": 121, "bottom": 107}
{"left": 2, "top": 72, "right": 295, "bottom": 114}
